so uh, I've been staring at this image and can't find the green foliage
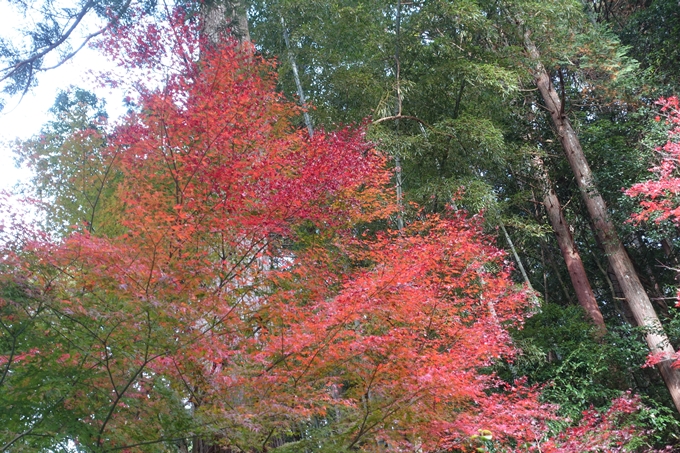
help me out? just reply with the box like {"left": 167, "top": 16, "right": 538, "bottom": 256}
{"left": 636, "top": 396, "right": 680, "bottom": 446}
{"left": 0, "top": 261, "right": 195, "bottom": 452}
{"left": 251, "top": 0, "right": 398, "bottom": 125}
{"left": 500, "top": 301, "right": 680, "bottom": 448}
{"left": 620, "top": 0, "right": 680, "bottom": 93}
{"left": 502, "top": 304, "right": 623, "bottom": 419}
{"left": 14, "top": 87, "right": 121, "bottom": 236}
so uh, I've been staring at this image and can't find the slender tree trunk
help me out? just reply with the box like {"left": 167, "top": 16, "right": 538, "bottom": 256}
{"left": 394, "top": 0, "right": 404, "bottom": 231}
{"left": 281, "top": 17, "right": 314, "bottom": 137}
{"left": 500, "top": 222, "right": 534, "bottom": 292}
{"left": 632, "top": 232, "right": 670, "bottom": 316}
{"left": 201, "top": 0, "right": 250, "bottom": 46}
{"left": 525, "top": 32, "right": 680, "bottom": 413}
{"left": 661, "top": 237, "right": 680, "bottom": 287}
{"left": 532, "top": 154, "right": 606, "bottom": 333}
{"left": 542, "top": 241, "right": 575, "bottom": 304}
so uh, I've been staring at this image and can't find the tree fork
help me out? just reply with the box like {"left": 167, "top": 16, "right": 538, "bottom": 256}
{"left": 525, "top": 32, "right": 680, "bottom": 413}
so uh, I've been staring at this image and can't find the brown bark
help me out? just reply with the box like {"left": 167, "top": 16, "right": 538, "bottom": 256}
{"left": 201, "top": 0, "right": 251, "bottom": 46}
{"left": 533, "top": 154, "right": 606, "bottom": 333}
{"left": 525, "top": 32, "right": 680, "bottom": 413}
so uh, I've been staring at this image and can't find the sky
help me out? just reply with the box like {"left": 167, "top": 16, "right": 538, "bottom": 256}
{"left": 0, "top": 2, "right": 127, "bottom": 193}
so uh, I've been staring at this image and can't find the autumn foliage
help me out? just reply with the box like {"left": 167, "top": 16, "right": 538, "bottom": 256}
{"left": 1, "top": 9, "right": 659, "bottom": 453}
{"left": 626, "top": 95, "right": 680, "bottom": 311}
{"left": 626, "top": 96, "right": 680, "bottom": 230}
{"left": 625, "top": 96, "right": 680, "bottom": 373}
{"left": 541, "top": 393, "right": 646, "bottom": 453}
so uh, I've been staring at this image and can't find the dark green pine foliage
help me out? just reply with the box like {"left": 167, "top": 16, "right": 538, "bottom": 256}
{"left": 616, "top": 0, "right": 680, "bottom": 94}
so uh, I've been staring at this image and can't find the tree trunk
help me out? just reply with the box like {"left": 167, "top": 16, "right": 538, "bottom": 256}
{"left": 195, "top": 5, "right": 251, "bottom": 451}
{"left": 281, "top": 17, "right": 314, "bottom": 137}
{"left": 499, "top": 222, "right": 534, "bottom": 292}
{"left": 201, "top": 0, "right": 250, "bottom": 46}
{"left": 532, "top": 154, "right": 606, "bottom": 333}
{"left": 632, "top": 232, "right": 670, "bottom": 316}
{"left": 525, "top": 32, "right": 680, "bottom": 413}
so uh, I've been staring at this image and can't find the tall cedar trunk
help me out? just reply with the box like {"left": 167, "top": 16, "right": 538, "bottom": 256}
{"left": 201, "top": 0, "right": 250, "bottom": 46}
{"left": 524, "top": 32, "right": 680, "bottom": 413}
{"left": 533, "top": 154, "right": 607, "bottom": 333}
{"left": 194, "top": 5, "right": 250, "bottom": 452}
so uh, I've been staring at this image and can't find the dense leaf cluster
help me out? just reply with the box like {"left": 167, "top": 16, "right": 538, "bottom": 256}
{"left": 5, "top": 0, "right": 680, "bottom": 451}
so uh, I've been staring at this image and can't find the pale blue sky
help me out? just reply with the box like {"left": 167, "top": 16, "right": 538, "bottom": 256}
{"left": 0, "top": 2, "right": 126, "bottom": 192}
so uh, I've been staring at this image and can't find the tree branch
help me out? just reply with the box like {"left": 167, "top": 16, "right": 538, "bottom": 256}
{"left": 1, "top": 0, "right": 97, "bottom": 84}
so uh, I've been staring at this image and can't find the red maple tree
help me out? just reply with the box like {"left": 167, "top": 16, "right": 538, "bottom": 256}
{"left": 0, "top": 9, "right": 613, "bottom": 452}
{"left": 625, "top": 96, "right": 680, "bottom": 373}
{"left": 626, "top": 96, "right": 680, "bottom": 230}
